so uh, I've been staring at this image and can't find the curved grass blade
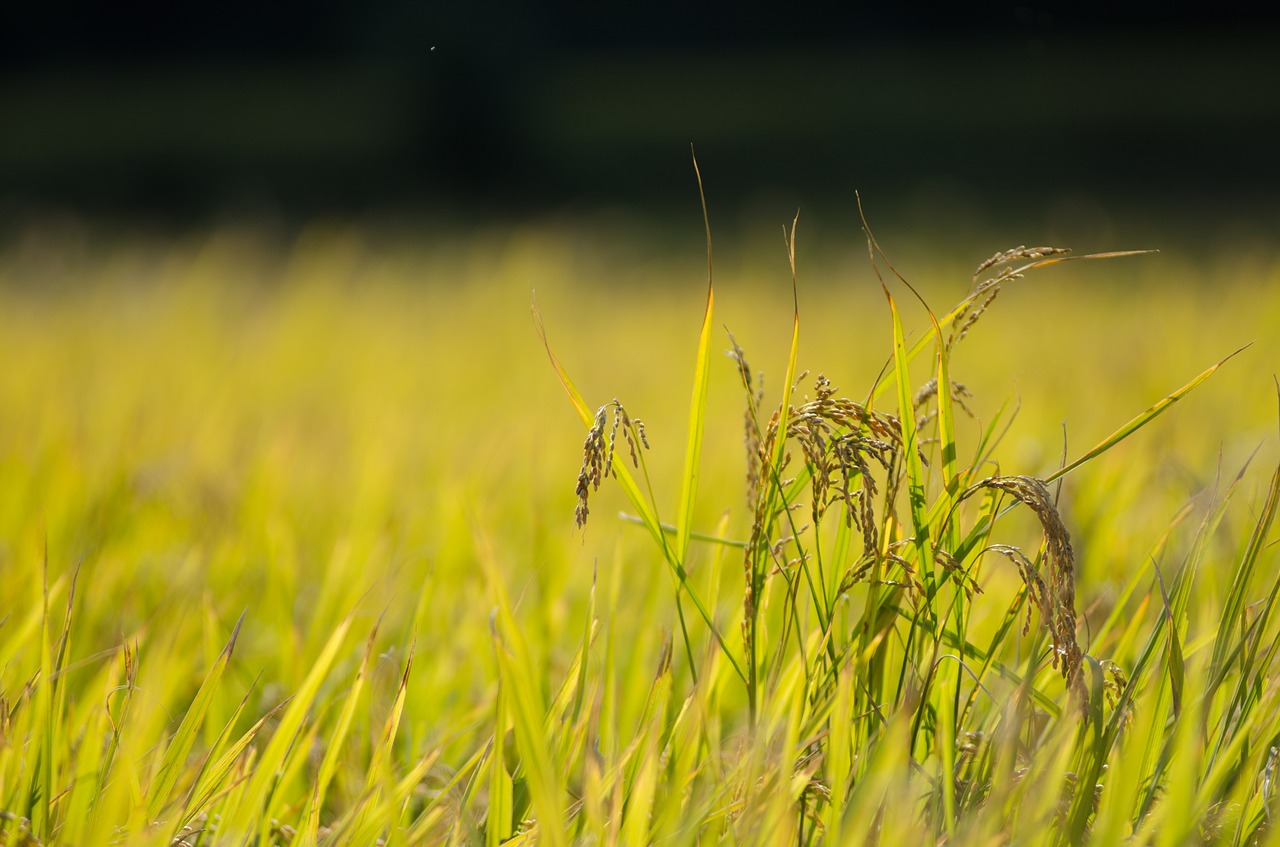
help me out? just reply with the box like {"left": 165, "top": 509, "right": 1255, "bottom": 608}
{"left": 773, "top": 216, "right": 803, "bottom": 477}
{"left": 617, "top": 513, "right": 746, "bottom": 547}
{"left": 1090, "top": 496, "right": 1199, "bottom": 651}
{"left": 352, "top": 637, "right": 414, "bottom": 835}
{"left": 662, "top": 151, "right": 719, "bottom": 685}
{"left": 492, "top": 612, "right": 567, "bottom": 847}
{"left": 180, "top": 695, "right": 286, "bottom": 829}
{"left": 1152, "top": 561, "right": 1185, "bottom": 720}
{"left": 216, "top": 615, "right": 354, "bottom": 838}
{"left": 1211, "top": 463, "right": 1280, "bottom": 679}
{"left": 295, "top": 619, "right": 385, "bottom": 846}
{"left": 745, "top": 212, "right": 804, "bottom": 721}
{"left": 886, "top": 287, "right": 933, "bottom": 586}
{"left": 1044, "top": 345, "right": 1249, "bottom": 484}
{"left": 146, "top": 612, "right": 245, "bottom": 822}
{"left": 675, "top": 152, "right": 716, "bottom": 569}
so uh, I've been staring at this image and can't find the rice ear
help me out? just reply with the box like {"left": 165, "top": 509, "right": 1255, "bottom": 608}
{"left": 961, "top": 475, "right": 1085, "bottom": 699}
{"left": 573, "top": 400, "right": 648, "bottom": 530}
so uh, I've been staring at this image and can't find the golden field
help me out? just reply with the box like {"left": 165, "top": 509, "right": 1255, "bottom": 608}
{"left": 1, "top": 216, "right": 1279, "bottom": 845}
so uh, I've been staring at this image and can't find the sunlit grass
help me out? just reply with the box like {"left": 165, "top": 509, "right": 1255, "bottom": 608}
{"left": 0, "top": 217, "right": 1278, "bottom": 844}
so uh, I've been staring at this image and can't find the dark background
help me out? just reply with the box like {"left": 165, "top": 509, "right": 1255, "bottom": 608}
{"left": 3, "top": 2, "right": 1279, "bottom": 245}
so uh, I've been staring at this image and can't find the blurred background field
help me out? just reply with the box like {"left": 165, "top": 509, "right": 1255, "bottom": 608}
{"left": 2, "top": 216, "right": 1277, "bottom": 688}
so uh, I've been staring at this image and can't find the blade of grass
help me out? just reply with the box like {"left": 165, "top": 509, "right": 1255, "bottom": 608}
{"left": 146, "top": 612, "right": 245, "bottom": 822}
{"left": 1211, "top": 463, "right": 1280, "bottom": 680}
{"left": 296, "top": 619, "right": 385, "bottom": 846}
{"left": 1152, "top": 561, "right": 1185, "bottom": 721}
{"left": 476, "top": 524, "right": 567, "bottom": 847}
{"left": 180, "top": 694, "right": 284, "bottom": 830}
{"left": 616, "top": 514, "right": 746, "bottom": 547}
{"left": 350, "top": 638, "right": 414, "bottom": 836}
{"left": 488, "top": 685, "right": 514, "bottom": 847}
{"left": 745, "top": 213, "right": 804, "bottom": 723}
{"left": 216, "top": 615, "right": 354, "bottom": 839}
{"left": 676, "top": 152, "right": 716, "bottom": 570}
{"left": 22, "top": 550, "right": 57, "bottom": 841}
{"left": 666, "top": 151, "right": 719, "bottom": 687}
{"left": 886, "top": 286, "right": 934, "bottom": 588}
{"left": 936, "top": 660, "right": 959, "bottom": 837}
{"left": 1090, "top": 497, "right": 1199, "bottom": 651}
{"left": 492, "top": 616, "right": 566, "bottom": 847}
{"left": 1044, "top": 345, "right": 1250, "bottom": 484}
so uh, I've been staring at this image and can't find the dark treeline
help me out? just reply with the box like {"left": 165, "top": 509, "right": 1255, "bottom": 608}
{"left": 2, "top": 2, "right": 1279, "bottom": 237}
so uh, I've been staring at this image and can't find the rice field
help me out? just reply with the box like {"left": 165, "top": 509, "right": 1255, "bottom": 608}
{"left": 1, "top": 213, "right": 1279, "bottom": 845}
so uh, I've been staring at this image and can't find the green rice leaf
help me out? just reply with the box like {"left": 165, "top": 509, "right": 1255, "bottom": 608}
{"left": 886, "top": 286, "right": 933, "bottom": 584}
{"left": 146, "top": 611, "right": 245, "bottom": 821}
{"left": 674, "top": 155, "right": 716, "bottom": 569}
{"left": 1045, "top": 345, "right": 1249, "bottom": 484}
{"left": 297, "top": 619, "right": 382, "bottom": 844}
{"left": 217, "top": 615, "right": 354, "bottom": 839}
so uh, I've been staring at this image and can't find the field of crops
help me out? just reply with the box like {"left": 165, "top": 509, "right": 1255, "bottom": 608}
{"left": 1, "top": 214, "right": 1279, "bottom": 845}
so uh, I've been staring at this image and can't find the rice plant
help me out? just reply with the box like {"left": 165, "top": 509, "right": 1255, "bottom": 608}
{"left": 536, "top": 200, "right": 1278, "bottom": 844}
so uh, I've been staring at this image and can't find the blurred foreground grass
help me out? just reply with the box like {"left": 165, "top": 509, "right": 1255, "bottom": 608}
{"left": 1, "top": 218, "right": 1278, "bottom": 844}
